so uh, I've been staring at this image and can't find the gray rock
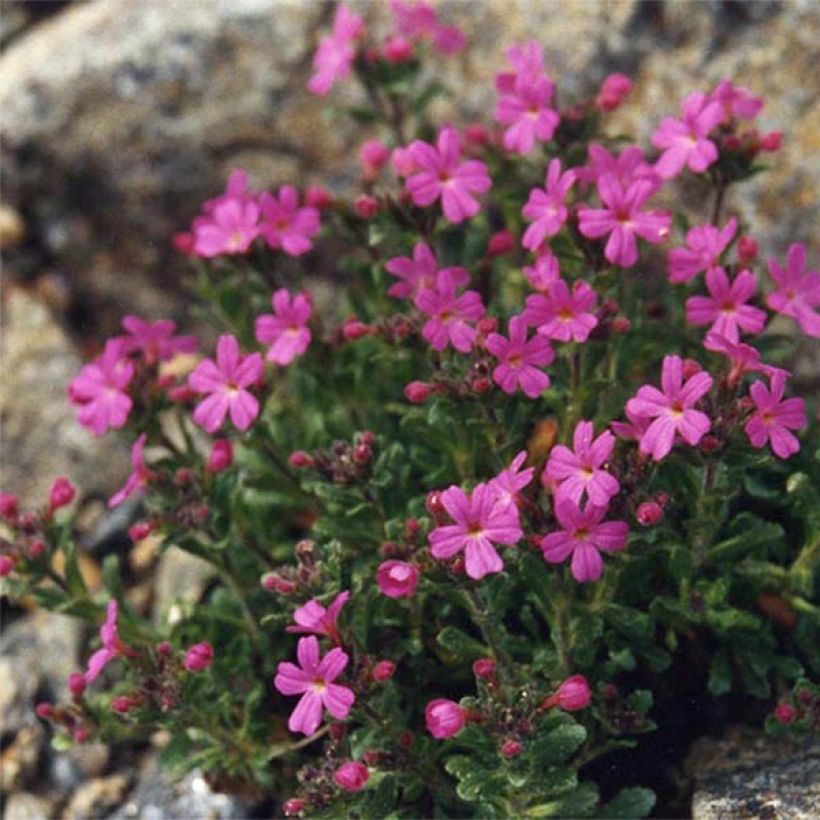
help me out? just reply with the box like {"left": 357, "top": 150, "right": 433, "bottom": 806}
{"left": 689, "top": 727, "right": 820, "bottom": 820}
{"left": 2, "top": 791, "right": 57, "bottom": 820}
{"left": 153, "top": 546, "right": 215, "bottom": 625}
{"left": 62, "top": 774, "right": 131, "bottom": 820}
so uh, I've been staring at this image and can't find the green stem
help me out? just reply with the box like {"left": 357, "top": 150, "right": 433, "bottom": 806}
{"left": 463, "top": 586, "right": 514, "bottom": 674}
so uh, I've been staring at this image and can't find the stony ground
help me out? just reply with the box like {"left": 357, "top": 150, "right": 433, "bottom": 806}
{"left": 1, "top": 1, "right": 819, "bottom": 818}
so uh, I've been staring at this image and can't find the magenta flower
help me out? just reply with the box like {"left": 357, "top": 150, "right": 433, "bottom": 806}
{"left": 307, "top": 4, "right": 364, "bottom": 96}
{"left": 274, "top": 636, "right": 355, "bottom": 736}
{"left": 610, "top": 406, "right": 652, "bottom": 443}
{"left": 545, "top": 421, "right": 619, "bottom": 506}
{"left": 192, "top": 198, "right": 260, "bottom": 258}
{"left": 108, "top": 434, "right": 155, "bottom": 508}
{"left": 68, "top": 339, "right": 134, "bottom": 437}
{"left": 384, "top": 242, "right": 468, "bottom": 300}
{"left": 334, "top": 761, "right": 369, "bottom": 792}
{"left": 542, "top": 675, "right": 592, "bottom": 711}
{"left": 485, "top": 315, "right": 554, "bottom": 398}
{"left": 576, "top": 144, "right": 660, "bottom": 191}
{"left": 184, "top": 642, "right": 214, "bottom": 673}
{"left": 405, "top": 126, "right": 491, "bottom": 224}
{"left": 496, "top": 41, "right": 545, "bottom": 92}
{"left": 377, "top": 561, "right": 420, "bottom": 598}
{"left": 523, "top": 279, "right": 598, "bottom": 343}
{"left": 685, "top": 267, "right": 767, "bottom": 343}
{"left": 541, "top": 499, "right": 628, "bottom": 583}
{"left": 255, "top": 289, "right": 313, "bottom": 365}
{"left": 188, "top": 335, "right": 264, "bottom": 434}
{"left": 286, "top": 591, "right": 350, "bottom": 645}
{"left": 429, "top": 483, "right": 523, "bottom": 580}
{"left": 521, "top": 160, "right": 575, "bottom": 250}
{"left": 667, "top": 217, "right": 737, "bottom": 284}
{"left": 487, "top": 451, "right": 535, "bottom": 512}
{"left": 119, "top": 316, "right": 197, "bottom": 365}
{"left": 703, "top": 331, "right": 788, "bottom": 386}
{"left": 523, "top": 252, "right": 560, "bottom": 293}
{"left": 415, "top": 269, "right": 485, "bottom": 353}
{"left": 85, "top": 600, "right": 133, "bottom": 684}
{"left": 258, "top": 186, "right": 320, "bottom": 257}
{"left": 389, "top": 0, "right": 465, "bottom": 54}
{"left": 651, "top": 92, "right": 724, "bottom": 179}
{"left": 767, "top": 243, "right": 820, "bottom": 338}
{"left": 745, "top": 372, "right": 806, "bottom": 459}
{"left": 709, "top": 79, "right": 763, "bottom": 123}
{"left": 202, "top": 168, "right": 253, "bottom": 213}
{"left": 425, "top": 698, "right": 466, "bottom": 739}
{"left": 577, "top": 175, "right": 671, "bottom": 268}
{"left": 625, "top": 355, "right": 713, "bottom": 461}
{"left": 495, "top": 71, "right": 559, "bottom": 155}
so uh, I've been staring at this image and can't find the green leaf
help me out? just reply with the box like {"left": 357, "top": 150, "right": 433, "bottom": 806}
{"left": 437, "top": 626, "right": 490, "bottom": 660}
{"left": 527, "top": 782, "right": 599, "bottom": 817}
{"left": 531, "top": 723, "right": 587, "bottom": 767}
{"left": 598, "top": 787, "right": 656, "bottom": 818}
{"left": 708, "top": 649, "right": 733, "bottom": 696}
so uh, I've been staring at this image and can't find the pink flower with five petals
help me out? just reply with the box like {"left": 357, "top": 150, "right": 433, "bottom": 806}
{"left": 286, "top": 591, "right": 350, "bottom": 645}
{"left": 667, "top": 218, "right": 737, "bottom": 284}
{"left": 685, "top": 267, "right": 767, "bottom": 342}
{"left": 307, "top": 4, "right": 364, "bottom": 96}
{"left": 521, "top": 159, "right": 575, "bottom": 250}
{"left": 766, "top": 243, "right": 820, "bottom": 338}
{"left": 119, "top": 316, "right": 198, "bottom": 365}
{"left": 255, "top": 289, "right": 313, "bottom": 365}
{"left": 744, "top": 372, "right": 806, "bottom": 459}
{"left": 485, "top": 315, "right": 554, "bottom": 398}
{"left": 384, "top": 242, "right": 469, "bottom": 300}
{"left": 108, "top": 434, "right": 155, "bottom": 508}
{"left": 258, "top": 186, "right": 320, "bottom": 257}
{"left": 415, "top": 269, "right": 485, "bottom": 353}
{"left": 523, "top": 279, "right": 598, "bottom": 343}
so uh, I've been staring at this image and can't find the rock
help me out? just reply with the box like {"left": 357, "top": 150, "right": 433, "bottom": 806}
{"left": 689, "top": 726, "right": 820, "bottom": 820}
{"left": 153, "top": 546, "right": 214, "bottom": 625}
{"left": 2, "top": 791, "right": 57, "bottom": 820}
{"left": 62, "top": 774, "right": 131, "bottom": 820}
{"left": 0, "top": 724, "right": 45, "bottom": 791}
{"left": 110, "top": 755, "right": 256, "bottom": 820}
{"left": 0, "top": 287, "right": 128, "bottom": 508}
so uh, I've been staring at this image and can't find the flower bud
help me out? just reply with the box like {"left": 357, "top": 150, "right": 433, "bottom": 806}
{"left": 0, "top": 555, "right": 15, "bottom": 577}
{"left": 283, "top": 798, "right": 306, "bottom": 817}
{"left": 477, "top": 316, "right": 498, "bottom": 336}
{"left": 737, "top": 235, "right": 759, "bottom": 265}
{"left": 355, "top": 195, "right": 379, "bottom": 219}
{"left": 359, "top": 139, "right": 390, "bottom": 180}
{"left": 404, "top": 517, "right": 420, "bottom": 539}
{"left": 637, "top": 502, "right": 663, "bottom": 527}
{"left": 207, "top": 439, "right": 233, "bottom": 473}
{"left": 611, "top": 316, "right": 631, "bottom": 334}
{"left": 168, "top": 385, "right": 196, "bottom": 403}
{"left": 73, "top": 727, "right": 89, "bottom": 744}
{"left": 760, "top": 130, "right": 782, "bottom": 152}
{"left": 700, "top": 435, "right": 721, "bottom": 454}
{"left": 682, "top": 358, "right": 702, "bottom": 379}
{"left": 68, "top": 673, "right": 87, "bottom": 699}
{"left": 288, "top": 451, "right": 314, "bottom": 469}
{"left": 796, "top": 688, "right": 813, "bottom": 707}
{"left": 128, "top": 521, "right": 153, "bottom": 542}
{"left": 774, "top": 702, "right": 797, "bottom": 724}
{"left": 391, "top": 147, "right": 417, "bottom": 178}
{"left": 377, "top": 560, "right": 420, "bottom": 598}
{"left": 184, "top": 642, "right": 214, "bottom": 672}
{"left": 404, "top": 381, "right": 431, "bottom": 404}
{"left": 334, "top": 761, "right": 369, "bottom": 792}
{"left": 0, "top": 492, "right": 19, "bottom": 522}
{"left": 48, "top": 477, "right": 76, "bottom": 512}
{"left": 373, "top": 660, "right": 396, "bottom": 682}
{"left": 27, "top": 539, "right": 46, "bottom": 558}
{"left": 353, "top": 444, "right": 372, "bottom": 464}
{"left": 174, "top": 468, "right": 193, "bottom": 486}
{"left": 425, "top": 698, "right": 466, "bottom": 739}
{"left": 399, "top": 731, "right": 414, "bottom": 748}
{"left": 328, "top": 721, "right": 346, "bottom": 741}
{"left": 383, "top": 34, "right": 414, "bottom": 63}
{"left": 542, "top": 675, "right": 591, "bottom": 712}
{"left": 472, "top": 377, "right": 492, "bottom": 394}
{"left": 173, "top": 231, "right": 195, "bottom": 255}
{"left": 500, "top": 739, "right": 523, "bottom": 758}
{"left": 342, "top": 317, "right": 371, "bottom": 342}
{"left": 486, "top": 229, "right": 515, "bottom": 258}
{"left": 595, "top": 73, "right": 632, "bottom": 112}
{"left": 36, "top": 702, "right": 54, "bottom": 720}
{"left": 156, "top": 641, "right": 172, "bottom": 657}
{"left": 472, "top": 657, "right": 496, "bottom": 681}
{"left": 112, "top": 695, "right": 137, "bottom": 714}
{"left": 464, "top": 123, "right": 490, "bottom": 146}
{"left": 305, "top": 185, "right": 332, "bottom": 210}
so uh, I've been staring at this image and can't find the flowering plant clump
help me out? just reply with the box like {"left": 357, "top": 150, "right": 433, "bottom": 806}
{"left": 2, "top": 3, "right": 818, "bottom": 817}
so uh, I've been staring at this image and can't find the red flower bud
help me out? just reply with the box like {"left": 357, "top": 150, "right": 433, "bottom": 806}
{"left": 355, "top": 195, "right": 379, "bottom": 219}
{"left": 473, "top": 657, "right": 496, "bottom": 681}
{"left": 334, "top": 761, "right": 369, "bottom": 792}
{"left": 174, "top": 468, "right": 194, "bottom": 486}
{"left": 737, "top": 235, "right": 758, "bottom": 265}
{"left": 500, "top": 739, "right": 523, "bottom": 758}
{"left": 184, "top": 642, "right": 213, "bottom": 672}
{"left": 404, "top": 381, "right": 431, "bottom": 404}
{"left": 0, "top": 555, "right": 15, "bottom": 577}
{"left": 542, "top": 675, "right": 591, "bottom": 712}
{"left": 68, "top": 673, "right": 87, "bottom": 699}
{"left": 464, "top": 123, "right": 490, "bottom": 146}
{"left": 48, "top": 477, "right": 76, "bottom": 512}
{"left": 73, "top": 727, "right": 89, "bottom": 744}
{"left": 425, "top": 699, "right": 466, "bottom": 739}
{"left": 112, "top": 695, "right": 136, "bottom": 714}
{"left": 404, "top": 517, "right": 420, "bottom": 538}
{"left": 636, "top": 501, "right": 663, "bottom": 527}
{"left": 774, "top": 702, "right": 797, "bottom": 724}
{"left": 595, "top": 73, "right": 632, "bottom": 112}
{"left": 305, "top": 185, "right": 332, "bottom": 210}
{"left": 425, "top": 490, "right": 445, "bottom": 517}
{"left": 27, "top": 539, "right": 46, "bottom": 558}
{"left": 283, "top": 798, "right": 306, "bottom": 817}
{"left": 700, "top": 435, "right": 721, "bottom": 454}
{"left": 0, "top": 492, "right": 19, "bottom": 522}
{"left": 359, "top": 139, "right": 390, "bottom": 180}
{"left": 36, "top": 702, "right": 55, "bottom": 720}
{"left": 328, "top": 722, "right": 346, "bottom": 741}
{"left": 472, "top": 377, "right": 492, "bottom": 394}
{"left": 486, "top": 229, "right": 515, "bottom": 258}
{"left": 288, "top": 451, "right": 314, "bottom": 468}
{"left": 353, "top": 444, "right": 372, "bottom": 464}
{"left": 207, "top": 439, "right": 233, "bottom": 473}
{"left": 373, "top": 660, "right": 396, "bottom": 682}
{"left": 682, "top": 358, "right": 702, "bottom": 379}
{"left": 611, "top": 316, "right": 631, "bottom": 334}
{"left": 342, "top": 318, "right": 372, "bottom": 342}
{"left": 760, "top": 130, "right": 782, "bottom": 152}
{"left": 128, "top": 521, "right": 153, "bottom": 542}
{"left": 383, "top": 34, "right": 414, "bottom": 63}
{"left": 156, "top": 641, "right": 172, "bottom": 657}
{"left": 476, "top": 316, "right": 498, "bottom": 335}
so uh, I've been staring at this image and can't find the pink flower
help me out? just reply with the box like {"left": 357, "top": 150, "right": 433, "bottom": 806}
{"left": 85, "top": 600, "right": 132, "bottom": 684}
{"left": 184, "top": 642, "right": 214, "bottom": 672}
{"left": 307, "top": 4, "right": 364, "bottom": 96}
{"left": 373, "top": 660, "right": 396, "bottom": 682}
{"left": 389, "top": 1, "right": 465, "bottom": 54}
{"left": 207, "top": 439, "right": 233, "bottom": 473}
{"left": 521, "top": 160, "right": 575, "bottom": 249}
{"left": 541, "top": 499, "right": 628, "bottom": 583}
{"left": 48, "top": 477, "right": 76, "bottom": 512}
{"left": 192, "top": 199, "right": 260, "bottom": 258}
{"left": 651, "top": 92, "right": 724, "bottom": 179}
{"left": 429, "top": 483, "right": 523, "bottom": 580}
{"left": 487, "top": 451, "right": 535, "bottom": 511}
{"left": 377, "top": 561, "right": 420, "bottom": 598}
{"left": 545, "top": 421, "right": 619, "bottom": 506}
{"left": 703, "top": 332, "right": 788, "bottom": 386}
{"left": 576, "top": 144, "right": 660, "bottom": 191}
{"left": 523, "top": 252, "right": 560, "bottom": 293}
{"left": 108, "top": 434, "right": 155, "bottom": 508}
{"left": 495, "top": 40, "right": 545, "bottom": 94}
{"left": 415, "top": 269, "right": 485, "bottom": 353}
{"left": 709, "top": 79, "right": 763, "bottom": 123}
{"left": 405, "top": 126, "right": 491, "bottom": 223}
{"left": 767, "top": 244, "right": 820, "bottom": 338}
{"left": 119, "top": 316, "right": 197, "bottom": 365}
{"left": 286, "top": 591, "right": 350, "bottom": 644}
{"left": 667, "top": 217, "right": 737, "bottom": 284}
{"left": 636, "top": 501, "right": 663, "bottom": 526}
{"left": 188, "top": 335, "right": 264, "bottom": 434}
{"left": 745, "top": 372, "right": 806, "bottom": 459}
{"left": 0, "top": 555, "right": 14, "bottom": 577}
{"left": 625, "top": 355, "right": 713, "bottom": 461}
{"left": 274, "top": 636, "right": 355, "bottom": 736}
{"left": 258, "top": 186, "right": 320, "bottom": 257}
{"left": 610, "top": 406, "right": 652, "bottom": 443}
{"left": 685, "top": 267, "right": 767, "bottom": 342}
{"left": 596, "top": 73, "right": 632, "bottom": 112}
{"left": 485, "top": 315, "right": 554, "bottom": 398}
{"left": 495, "top": 70, "right": 559, "bottom": 155}
{"left": 523, "top": 279, "right": 598, "bottom": 343}
{"left": 255, "top": 289, "right": 313, "bottom": 365}
{"left": 359, "top": 139, "right": 390, "bottom": 179}
{"left": 577, "top": 175, "right": 671, "bottom": 268}
{"left": 385, "top": 242, "right": 469, "bottom": 300}
{"left": 334, "top": 761, "right": 369, "bottom": 792}
{"left": 425, "top": 698, "right": 465, "bottom": 739}
{"left": 69, "top": 339, "right": 134, "bottom": 437}
{"left": 542, "top": 675, "right": 591, "bottom": 711}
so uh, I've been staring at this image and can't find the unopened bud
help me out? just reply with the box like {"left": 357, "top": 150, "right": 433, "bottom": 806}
{"left": 486, "top": 229, "right": 515, "bottom": 258}
{"left": 305, "top": 185, "right": 332, "bottom": 210}
{"left": 636, "top": 501, "right": 663, "bottom": 527}
{"left": 373, "top": 660, "right": 396, "bottom": 682}
{"left": 48, "top": 477, "right": 76, "bottom": 512}
{"left": 128, "top": 521, "right": 153, "bottom": 542}
{"left": 288, "top": 451, "right": 314, "bottom": 468}
{"left": 354, "top": 195, "right": 379, "bottom": 219}
{"left": 342, "top": 318, "right": 371, "bottom": 342}
{"left": 404, "top": 381, "right": 431, "bottom": 404}
{"left": 473, "top": 658, "right": 496, "bottom": 681}
{"left": 760, "top": 130, "right": 782, "bottom": 152}
{"left": 500, "top": 739, "right": 523, "bottom": 758}
{"left": 207, "top": 439, "right": 233, "bottom": 473}
{"left": 472, "top": 377, "right": 492, "bottom": 394}
{"left": 68, "top": 673, "right": 87, "bottom": 699}
{"left": 774, "top": 702, "right": 797, "bottom": 724}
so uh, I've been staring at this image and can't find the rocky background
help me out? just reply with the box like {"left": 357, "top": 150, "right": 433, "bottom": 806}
{"left": 1, "top": 1, "right": 819, "bottom": 817}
